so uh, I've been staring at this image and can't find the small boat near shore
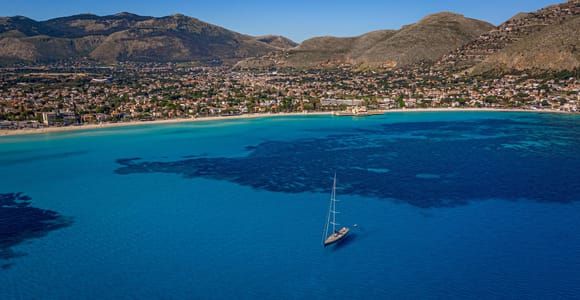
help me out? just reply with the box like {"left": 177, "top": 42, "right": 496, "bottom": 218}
{"left": 322, "top": 174, "right": 350, "bottom": 247}
{"left": 333, "top": 106, "right": 384, "bottom": 117}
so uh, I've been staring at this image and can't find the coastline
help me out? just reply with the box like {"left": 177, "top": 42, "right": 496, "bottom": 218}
{"left": 0, "top": 108, "right": 575, "bottom": 137}
{"left": 0, "top": 112, "right": 332, "bottom": 137}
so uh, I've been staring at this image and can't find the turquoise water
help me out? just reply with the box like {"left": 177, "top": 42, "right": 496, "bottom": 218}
{"left": 1, "top": 112, "right": 579, "bottom": 299}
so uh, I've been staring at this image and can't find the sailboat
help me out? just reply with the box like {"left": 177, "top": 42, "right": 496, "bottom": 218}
{"left": 322, "top": 174, "right": 350, "bottom": 247}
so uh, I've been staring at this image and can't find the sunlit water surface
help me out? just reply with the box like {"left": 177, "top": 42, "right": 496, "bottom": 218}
{"left": 1, "top": 112, "right": 579, "bottom": 299}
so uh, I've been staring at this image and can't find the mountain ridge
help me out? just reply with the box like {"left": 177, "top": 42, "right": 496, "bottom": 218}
{"left": 0, "top": 13, "right": 294, "bottom": 65}
{"left": 236, "top": 12, "right": 495, "bottom": 69}
{"left": 1, "top": 2, "right": 578, "bottom": 73}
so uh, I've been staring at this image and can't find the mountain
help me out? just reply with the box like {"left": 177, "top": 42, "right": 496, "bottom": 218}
{"left": 87, "top": 14, "right": 278, "bottom": 64}
{"left": 237, "top": 12, "right": 494, "bottom": 69}
{"left": 472, "top": 15, "right": 580, "bottom": 74}
{"left": 1, "top": 3, "right": 577, "bottom": 71}
{"left": 0, "top": 13, "right": 287, "bottom": 65}
{"left": 0, "top": 16, "right": 50, "bottom": 37}
{"left": 437, "top": 0, "right": 580, "bottom": 74}
{"left": 254, "top": 35, "right": 297, "bottom": 49}
{"left": 41, "top": 13, "right": 151, "bottom": 37}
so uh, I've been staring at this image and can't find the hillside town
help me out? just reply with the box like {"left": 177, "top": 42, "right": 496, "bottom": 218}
{"left": 0, "top": 63, "right": 578, "bottom": 130}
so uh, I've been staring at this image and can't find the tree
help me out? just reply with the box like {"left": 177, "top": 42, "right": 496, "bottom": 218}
{"left": 396, "top": 94, "right": 405, "bottom": 108}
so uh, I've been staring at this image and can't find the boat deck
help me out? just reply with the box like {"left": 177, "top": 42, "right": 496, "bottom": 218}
{"left": 324, "top": 227, "right": 350, "bottom": 246}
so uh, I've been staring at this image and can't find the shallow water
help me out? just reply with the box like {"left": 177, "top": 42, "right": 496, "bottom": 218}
{"left": 1, "top": 112, "right": 579, "bottom": 299}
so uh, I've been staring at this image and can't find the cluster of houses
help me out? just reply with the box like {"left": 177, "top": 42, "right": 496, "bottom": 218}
{"left": 0, "top": 63, "right": 577, "bottom": 130}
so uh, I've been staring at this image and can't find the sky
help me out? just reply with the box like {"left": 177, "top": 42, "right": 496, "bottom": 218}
{"left": 3, "top": 0, "right": 562, "bottom": 42}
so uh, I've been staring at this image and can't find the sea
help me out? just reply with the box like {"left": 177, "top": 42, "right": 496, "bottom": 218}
{"left": 1, "top": 111, "right": 579, "bottom": 299}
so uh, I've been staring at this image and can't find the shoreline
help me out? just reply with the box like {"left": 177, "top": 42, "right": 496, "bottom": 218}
{"left": 0, "top": 112, "right": 332, "bottom": 137}
{"left": 0, "top": 108, "right": 576, "bottom": 137}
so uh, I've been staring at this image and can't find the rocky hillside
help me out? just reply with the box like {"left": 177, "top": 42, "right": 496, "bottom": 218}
{"left": 437, "top": 0, "right": 580, "bottom": 73}
{"left": 237, "top": 12, "right": 494, "bottom": 69}
{"left": 472, "top": 15, "right": 580, "bottom": 74}
{"left": 0, "top": 13, "right": 288, "bottom": 65}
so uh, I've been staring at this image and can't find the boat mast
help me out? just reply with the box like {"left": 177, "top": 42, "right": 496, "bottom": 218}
{"left": 331, "top": 173, "right": 338, "bottom": 233}
{"left": 322, "top": 173, "right": 340, "bottom": 244}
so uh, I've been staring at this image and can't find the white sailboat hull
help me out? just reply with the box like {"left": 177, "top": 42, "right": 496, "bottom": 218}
{"left": 324, "top": 227, "right": 350, "bottom": 246}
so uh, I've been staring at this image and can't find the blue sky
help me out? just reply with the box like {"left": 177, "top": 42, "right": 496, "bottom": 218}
{"left": 4, "top": 0, "right": 562, "bottom": 42}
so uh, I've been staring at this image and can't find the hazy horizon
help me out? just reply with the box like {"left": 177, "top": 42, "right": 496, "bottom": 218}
{"left": 3, "top": 0, "right": 563, "bottom": 42}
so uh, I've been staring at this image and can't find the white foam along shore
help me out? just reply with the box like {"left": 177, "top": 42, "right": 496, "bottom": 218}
{"left": 0, "top": 108, "right": 576, "bottom": 137}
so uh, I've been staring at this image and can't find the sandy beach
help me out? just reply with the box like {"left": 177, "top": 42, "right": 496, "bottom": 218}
{"left": 0, "top": 108, "right": 575, "bottom": 137}
{"left": 0, "top": 112, "right": 332, "bottom": 137}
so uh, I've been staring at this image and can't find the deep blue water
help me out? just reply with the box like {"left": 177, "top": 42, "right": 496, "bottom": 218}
{"left": 1, "top": 112, "right": 579, "bottom": 299}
